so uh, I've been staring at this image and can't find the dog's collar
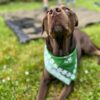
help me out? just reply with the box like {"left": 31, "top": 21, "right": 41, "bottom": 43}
{"left": 46, "top": 46, "right": 77, "bottom": 59}
{"left": 44, "top": 46, "right": 78, "bottom": 85}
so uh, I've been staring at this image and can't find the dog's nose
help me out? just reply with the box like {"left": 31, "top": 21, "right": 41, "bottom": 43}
{"left": 49, "top": 8, "right": 61, "bottom": 16}
{"left": 49, "top": 9, "right": 53, "bottom": 15}
{"left": 55, "top": 7, "right": 61, "bottom": 13}
{"left": 54, "top": 8, "right": 61, "bottom": 15}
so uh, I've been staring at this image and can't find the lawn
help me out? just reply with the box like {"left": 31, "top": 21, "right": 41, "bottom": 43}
{"left": 0, "top": 0, "right": 100, "bottom": 100}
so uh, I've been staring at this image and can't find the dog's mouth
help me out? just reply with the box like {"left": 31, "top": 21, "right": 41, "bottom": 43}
{"left": 53, "top": 25, "right": 64, "bottom": 33}
{"left": 52, "top": 21, "right": 68, "bottom": 34}
{"left": 51, "top": 16, "right": 69, "bottom": 34}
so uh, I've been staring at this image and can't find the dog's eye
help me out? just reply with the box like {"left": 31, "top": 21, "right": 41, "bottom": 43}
{"left": 62, "top": 7, "right": 69, "bottom": 13}
{"left": 65, "top": 8, "right": 70, "bottom": 12}
{"left": 65, "top": 8, "right": 69, "bottom": 12}
{"left": 64, "top": 8, "right": 71, "bottom": 16}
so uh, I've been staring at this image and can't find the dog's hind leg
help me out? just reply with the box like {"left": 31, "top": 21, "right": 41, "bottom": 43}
{"left": 58, "top": 82, "right": 74, "bottom": 100}
{"left": 82, "top": 41, "right": 100, "bottom": 64}
{"left": 92, "top": 47, "right": 100, "bottom": 56}
{"left": 36, "top": 69, "right": 53, "bottom": 100}
{"left": 91, "top": 47, "right": 100, "bottom": 64}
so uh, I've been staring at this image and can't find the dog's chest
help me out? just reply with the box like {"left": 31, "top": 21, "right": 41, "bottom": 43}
{"left": 44, "top": 46, "right": 78, "bottom": 85}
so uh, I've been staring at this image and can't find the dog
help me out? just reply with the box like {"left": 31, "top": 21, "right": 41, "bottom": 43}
{"left": 36, "top": 6, "right": 100, "bottom": 100}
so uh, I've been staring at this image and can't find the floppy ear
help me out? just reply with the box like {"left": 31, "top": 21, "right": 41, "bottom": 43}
{"left": 42, "top": 16, "right": 46, "bottom": 34}
{"left": 42, "top": 16, "right": 48, "bottom": 37}
{"left": 73, "top": 13, "right": 78, "bottom": 26}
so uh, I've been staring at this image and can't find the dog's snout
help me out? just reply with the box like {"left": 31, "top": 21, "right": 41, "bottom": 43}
{"left": 49, "top": 8, "right": 61, "bottom": 16}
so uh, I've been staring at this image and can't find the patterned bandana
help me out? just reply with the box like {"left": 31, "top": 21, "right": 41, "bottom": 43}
{"left": 44, "top": 46, "right": 77, "bottom": 85}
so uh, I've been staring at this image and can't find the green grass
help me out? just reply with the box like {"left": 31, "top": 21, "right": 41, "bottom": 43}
{"left": 75, "top": 0, "right": 100, "bottom": 11}
{"left": 0, "top": 1, "right": 100, "bottom": 100}
{"left": 0, "top": 2, "right": 42, "bottom": 14}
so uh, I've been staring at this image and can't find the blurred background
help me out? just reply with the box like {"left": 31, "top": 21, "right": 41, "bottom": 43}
{"left": 0, "top": 0, "right": 100, "bottom": 100}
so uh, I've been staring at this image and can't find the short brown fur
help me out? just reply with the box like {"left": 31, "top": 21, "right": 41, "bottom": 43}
{"left": 36, "top": 6, "right": 100, "bottom": 100}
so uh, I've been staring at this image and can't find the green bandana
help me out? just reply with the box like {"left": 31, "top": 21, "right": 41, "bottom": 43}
{"left": 44, "top": 46, "right": 77, "bottom": 85}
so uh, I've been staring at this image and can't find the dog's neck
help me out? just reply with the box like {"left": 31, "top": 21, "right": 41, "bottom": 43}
{"left": 46, "top": 33, "right": 76, "bottom": 56}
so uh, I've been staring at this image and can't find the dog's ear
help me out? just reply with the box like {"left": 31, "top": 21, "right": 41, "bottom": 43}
{"left": 42, "top": 16, "right": 46, "bottom": 34}
{"left": 42, "top": 13, "right": 52, "bottom": 37}
{"left": 73, "top": 12, "right": 78, "bottom": 26}
{"left": 42, "top": 16, "right": 48, "bottom": 37}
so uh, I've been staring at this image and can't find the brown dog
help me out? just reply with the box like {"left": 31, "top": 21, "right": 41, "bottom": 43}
{"left": 36, "top": 6, "right": 100, "bottom": 100}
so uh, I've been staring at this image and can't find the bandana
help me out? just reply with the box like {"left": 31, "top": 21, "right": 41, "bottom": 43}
{"left": 44, "top": 46, "right": 77, "bottom": 85}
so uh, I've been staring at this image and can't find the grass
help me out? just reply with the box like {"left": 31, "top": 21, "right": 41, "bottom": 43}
{"left": 75, "top": 0, "right": 100, "bottom": 11}
{"left": 0, "top": 0, "right": 100, "bottom": 100}
{"left": 0, "top": 2, "right": 41, "bottom": 14}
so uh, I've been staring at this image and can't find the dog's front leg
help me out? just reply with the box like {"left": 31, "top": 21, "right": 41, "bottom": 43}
{"left": 58, "top": 82, "right": 74, "bottom": 100}
{"left": 36, "top": 69, "right": 52, "bottom": 100}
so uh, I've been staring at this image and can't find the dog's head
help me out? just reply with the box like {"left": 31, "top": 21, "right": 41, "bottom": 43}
{"left": 42, "top": 6, "right": 78, "bottom": 56}
{"left": 42, "top": 5, "right": 78, "bottom": 38}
